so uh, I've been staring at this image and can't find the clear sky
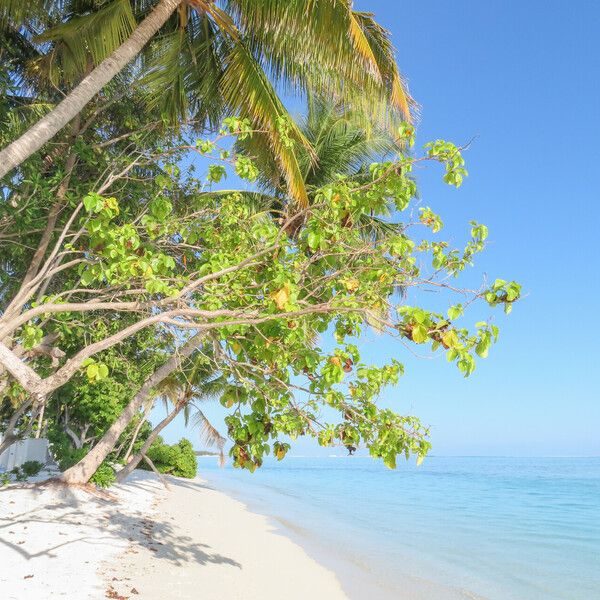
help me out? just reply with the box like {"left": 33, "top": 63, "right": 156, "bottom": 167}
{"left": 155, "top": 1, "right": 600, "bottom": 457}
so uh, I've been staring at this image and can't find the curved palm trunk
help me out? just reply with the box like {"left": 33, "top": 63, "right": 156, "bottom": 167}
{"left": 0, "top": 0, "right": 181, "bottom": 179}
{"left": 122, "top": 401, "right": 153, "bottom": 463}
{"left": 116, "top": 400, "right": 185, "bottom": 483}
{"left": 0, "top": 399, "right": 33, "bottom": 456}
{"left": 61, "top": 333, "right": 203, "bottom": 484}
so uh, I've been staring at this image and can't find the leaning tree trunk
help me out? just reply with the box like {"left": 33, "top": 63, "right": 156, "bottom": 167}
{"left": 0, "top": 398, "right": 34, "bottom": 456}
{"left": 116, "top": 400, "right": 186, "bottom": 483}
{"left": 0, "top": 0, "right": 181, "bottom": 179}
{"left": 62, "top": 334, "right": 203, "bottom": 484}
{"left": 122, "top": 401, "right": 153, "bottom": 463}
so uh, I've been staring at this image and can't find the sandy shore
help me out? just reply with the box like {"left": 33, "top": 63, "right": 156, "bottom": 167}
{"left": 0, "top": 471, "right": 347, "bottom": 600}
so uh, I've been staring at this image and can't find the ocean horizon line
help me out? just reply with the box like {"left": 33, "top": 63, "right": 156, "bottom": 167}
{"left": 235, "top": 453, "right": 600, "bottom": 460}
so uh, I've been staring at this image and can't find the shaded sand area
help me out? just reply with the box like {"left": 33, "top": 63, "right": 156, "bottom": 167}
{"left": 0, "top": 471, "right": 346, "bottom": 600}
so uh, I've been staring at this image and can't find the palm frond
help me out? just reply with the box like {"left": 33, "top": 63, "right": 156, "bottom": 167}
{"left": 35, "top": 0, "right": 136, "bottom": 83}
{"left": 299, "top": 98, "right": 398, "bottom": 189}
{"left": 238, "top": 95, "right": 399, "bottom": 202}
{"left": 356, "top": 214, "right": 403, "bottom": 242}
{"left": 140, "top": 8, "right": 225, "bottom": 128}
{"left": 193, "top": 408, "right": 226, "bottom": 466}
{"left": 351, "top": 11, "right": 417, "bottom": 123}
{"left": 223, "top": 0, "right": 414, "bottom": 126}
{"left": 220, "top": 40, "right": 311, "bottom": 207}
{"left": 0, "top": 0, "right": 60, "bottom": 26}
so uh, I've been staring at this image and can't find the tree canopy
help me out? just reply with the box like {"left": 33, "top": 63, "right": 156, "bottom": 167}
{"left": 0, "top": 108, "right": 520, "bottom": 479}
{"left": 0, "top": 1, "right": 519, "bottom": 485}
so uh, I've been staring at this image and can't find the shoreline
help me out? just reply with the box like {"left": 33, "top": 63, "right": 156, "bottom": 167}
{"left": 105, "top": 473, "right": 347, "bottom": 600}
{"left": 201, "top": 468, "right": 484, "bottom": 600}
{"left": 1, "top": 469, "right": 483, "bottom": 600}
{"left": 0, "top": 471, "right": 347, "bottom": 599}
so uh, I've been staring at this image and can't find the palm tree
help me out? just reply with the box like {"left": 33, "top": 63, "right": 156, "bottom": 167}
{"left": 235, "top": 95, "right": 406, "bottom": 239}
{"left": 116, "top": 353, "right": 227, "bottom": 482}
{"left": 0, "top": 0, "right": 414, "bottom": 205}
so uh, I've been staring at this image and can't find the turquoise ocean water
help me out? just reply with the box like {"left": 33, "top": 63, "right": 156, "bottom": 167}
{"left": 199, "top": 456, "right": 600, "bottom": 600}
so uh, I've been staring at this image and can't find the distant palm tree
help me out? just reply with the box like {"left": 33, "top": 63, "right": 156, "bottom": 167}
{"left": 0, "top": 0, "right": 414, "bottom": 205}
{"left": 116, "top": 352, "right": 227, "bottom": 482}
{"left": 234, "top": 95, "right": 406, "bottom": 239}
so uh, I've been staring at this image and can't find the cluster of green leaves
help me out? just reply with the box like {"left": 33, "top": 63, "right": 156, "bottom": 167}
{"left": 90, "top": 462, "right": 116, "bottom": 488}
{"left": 77, "top": 192, "right": 178, "bottom": 295}
{"left": 425, "top": 139, "right": 469, "bottom": 187}
{"left": 100, "top": 125, "right": 517, "bottom": 470}
{"left": 0, "top": 96, "right": 520, "bottom": 477}
{"left": 485, "top": 279, "right": 522, "bottom": 314}
{"left": 140, "top": 437, "right": 197, "bottom": 479}
{"left": 1, "top": 460, "right": 44, "bottom": 484}
{"left": 141, "top": 126, "right": 516, "bottom": 471}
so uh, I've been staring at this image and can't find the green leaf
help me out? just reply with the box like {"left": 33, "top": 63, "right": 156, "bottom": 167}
{"left": 475, "top": 339, "right": 490, "bottom": 358}
{"left": 442, "top": 329, "right": 460, "bottom": 349}
{"left": 411, "top": 324, "right": 428, "bottom": 344}
{"left": 86, "top": 364, "right": 99, "bottom": 381}
{"left": 447, "top": 304, "right": 463, "bottom": 320}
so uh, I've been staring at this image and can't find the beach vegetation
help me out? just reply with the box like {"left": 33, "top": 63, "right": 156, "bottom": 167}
{"left": 1, "top": 460, "right": 44, "bottom": 483}
{"left": 89, "top": 461, "right": 117, "bottom": 488}
{"left": 139, "top": 436, "right": 197, "bottom": 479}
{"left": 20, "top": 459, "right": 44, "bottom": 477}
{"left": 0, "top": 0, "right": 412, "bottom": 200}
{"left": 0, "top": 2, "right": 520, "bottom": 484}
{"left": 3, "top": 116, "right": 520, "bottom": 480}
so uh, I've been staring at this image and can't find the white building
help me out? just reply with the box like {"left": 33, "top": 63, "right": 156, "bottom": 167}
{"left": 0, "top": 437, "right": 51, "bottom": 471}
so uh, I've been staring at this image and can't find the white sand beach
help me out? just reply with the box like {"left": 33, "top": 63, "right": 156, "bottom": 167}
{"left": 0, "top": 471, "right": 347, "bottom": 600}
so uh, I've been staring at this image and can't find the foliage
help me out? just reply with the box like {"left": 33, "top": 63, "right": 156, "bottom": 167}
{"left": 141, "top": 437, "right": 197, "bottom": 479}
{"left": 0, "top": 460, "right": 45, "bottom": 486}
{"left": 48, "top": 431, "right": 88, "bottom": 471}
{"left": 0, "top": 0, "right": 414, "bottom": 204}
{"left": 0, "top": 113, "right": 521, "bottom": 475}
{"left": 20, "top": 460, "right": 44, "bottom": 477}
{"left": 0, "top": 0, "right": 521, "bottom": 478}
{"left": 90, "top": 461, "right": 116, "bottom": 488}
{"left": 9, "top": 467, "right": 27, "bottom": 481}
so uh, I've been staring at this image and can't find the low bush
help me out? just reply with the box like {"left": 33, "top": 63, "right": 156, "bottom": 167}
{"left": 90, "top": 462, "right": 116, "bottom": 488}
{"left": 48, "top": 430, "right": 89, "bottom": 471}
{"left": 21, "top": 460, "right": 44, "bottom": 477}
{"left": 10, "top": 467, "right": 27, "bottom": 481}
{"left": 141, "top": 437, "right": 197, "bottom": 479}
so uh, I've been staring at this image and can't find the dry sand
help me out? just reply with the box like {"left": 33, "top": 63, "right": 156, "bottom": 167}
{"left": 0, "top": 471, "right": 347, "bottom": 600}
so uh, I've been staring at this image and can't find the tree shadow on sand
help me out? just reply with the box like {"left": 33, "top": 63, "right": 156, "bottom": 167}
{"left": 0, "top": 473, "right": 241, "bottom": 568}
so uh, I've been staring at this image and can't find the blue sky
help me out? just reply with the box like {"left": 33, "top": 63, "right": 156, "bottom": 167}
{"left": 156, "top": 1, "right": 600, "bottom": 457}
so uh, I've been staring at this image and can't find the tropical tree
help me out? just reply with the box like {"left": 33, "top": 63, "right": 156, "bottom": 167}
{"left": 117, "top": 357, "right": 227, "bottom": 482}
{"left": 236, "top": 95, "right": 406, "bottom": 239}
{"left": 0, "top": 0, "right": 414, "bottom": 205}
{"left": 0, "top": 103, "right": 520, "bottom": 485}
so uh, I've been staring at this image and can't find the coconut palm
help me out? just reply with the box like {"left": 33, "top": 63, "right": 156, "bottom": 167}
{"left": 233, "top": 95, "right": 407, "bottom": 240}
{"left": 116, "top": 351, "right": 227, "bottom": 482}
{"left": 0, "top": 0, "right": 414, "bottom": 205}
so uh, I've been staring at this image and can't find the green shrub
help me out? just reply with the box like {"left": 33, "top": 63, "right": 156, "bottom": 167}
{"left": 48, "top": 430, "right": 89, "bottom": 471}
{"left": 57, "top": 446, "right": 88, "bottom": 471}
{"left": 90, "top": 462, "right": 116, "bottom": 488}
{"left": 10, "top": 467, "right": 27, "bottom": 481}
{"left": 0, "top": 472, "right": 10, "bottom": 487}
{"left": 21, "top": 460, "right": 44, "bottom": 477}
{"left": 142, "top": 437, "right": 197, "bottom": 479}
